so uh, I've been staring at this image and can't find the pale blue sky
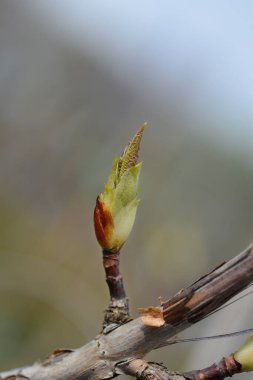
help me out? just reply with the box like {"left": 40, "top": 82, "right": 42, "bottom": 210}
{"left": 26, "top": 1, "right": 253, "bottom": 156}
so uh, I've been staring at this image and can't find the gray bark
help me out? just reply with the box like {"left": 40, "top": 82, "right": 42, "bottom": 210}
{"left": 1, "top": 245, "right": 252, "bottom": 380}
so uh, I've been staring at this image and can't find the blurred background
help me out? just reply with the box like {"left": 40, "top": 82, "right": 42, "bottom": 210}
{"left": 0, "top": 1, "right": 253, "bottom": 378}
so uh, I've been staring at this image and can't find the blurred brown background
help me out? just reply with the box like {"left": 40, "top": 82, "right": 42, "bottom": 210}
{"left": 0, "top": 1, "right": 253, "bottom": 379}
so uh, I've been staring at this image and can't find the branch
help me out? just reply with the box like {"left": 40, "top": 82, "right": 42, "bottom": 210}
{"left": 122, "top": 355, "right": 241, "bottom": 380}
{"left": 1, "top": 244, "right": 253, "bottom": 380}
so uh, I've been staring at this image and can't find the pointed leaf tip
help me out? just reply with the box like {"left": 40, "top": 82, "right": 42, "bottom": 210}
{"left": 94, "top": 123, "right": 146, "bottom": 252}
{"left": 117, "top": 122, "right": 147, "bottom": 180}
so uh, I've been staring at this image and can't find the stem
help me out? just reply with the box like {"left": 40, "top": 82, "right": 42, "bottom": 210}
{"left": 102, "top": 249, "right": 131, "bottom": 331}
{"left": 123, "top": 355, "right": 242, "bottom": 380}
{"left": 183, "top": 355, "right": 241, "bottom": 379}
{"left": 103, "top": 250, "right": 126, "bottom": 300}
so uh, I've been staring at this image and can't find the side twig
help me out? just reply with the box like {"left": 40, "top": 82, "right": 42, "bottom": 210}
{"left": 123, "top": 355, "right": 241, "bottom": 380}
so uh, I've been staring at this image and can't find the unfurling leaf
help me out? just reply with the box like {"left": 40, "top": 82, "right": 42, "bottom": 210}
{"left": 94, "top": 123, "right": 146, "bottom": 252}
{"left": 117, "top": 122, "right": 146, "bottom": 182}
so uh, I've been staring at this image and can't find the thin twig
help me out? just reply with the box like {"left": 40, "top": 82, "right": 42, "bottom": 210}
{"left": 122, "top": 355, "right": 242, "bottom": 380}
{"left": 102, "top": 249, "right": 131, "bottom": 332}
{"left": 182, "top": 354, "right": 241, "bottom": 380}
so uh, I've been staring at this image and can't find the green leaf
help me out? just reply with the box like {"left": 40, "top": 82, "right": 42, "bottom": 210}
{"left": 117, "top": 122, "right": 147, "bottom": 183}
{"left": 94, "top": 123, "right": 146, "bottom": 252}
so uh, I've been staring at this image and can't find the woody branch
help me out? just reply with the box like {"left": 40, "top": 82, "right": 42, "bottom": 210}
{"left": 2, "top": 126, "right": 253, "bottom": 380}
{"left": 1, "top": 244, "right": 253, "bottom": 380}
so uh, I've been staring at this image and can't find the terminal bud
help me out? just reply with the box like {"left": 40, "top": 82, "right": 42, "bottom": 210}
{"left": 94, "top": 123, "right": 146, "bottom": 252}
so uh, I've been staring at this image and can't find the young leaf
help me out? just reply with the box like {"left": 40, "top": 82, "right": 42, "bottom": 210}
{"left": 94, "top": 123, "right": 146, "bottom": 252}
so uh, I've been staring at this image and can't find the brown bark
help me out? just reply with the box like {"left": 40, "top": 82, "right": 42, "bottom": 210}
{"left": 123, "top": 355, "right": 241, "bottom": 380}
{"left": 182, "top": 355, "right": 241, "bottom": 379}
{"left": 102, "top": 249, "right": 131, "bottom": 331}
{"left": 161, "top": 244, "right": 253, "bottom": 326}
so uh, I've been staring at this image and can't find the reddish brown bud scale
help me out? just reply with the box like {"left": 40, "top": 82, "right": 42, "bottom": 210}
{"left": 94, "top": 196, "right": 114, "bottom": 250}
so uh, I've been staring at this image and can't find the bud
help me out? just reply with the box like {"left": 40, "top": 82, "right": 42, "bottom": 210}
{"left": 234, "top": 335, "right": 253, "bottom": 372}
{"left": 94, "top": 123, "right": 146, "bottom": 252}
